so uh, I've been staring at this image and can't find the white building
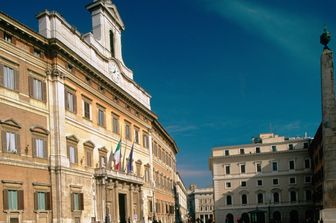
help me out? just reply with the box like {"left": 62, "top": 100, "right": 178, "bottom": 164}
{"left": 188, "top": 185, "right": 214, "bottom": 223}
{"left": 209, "top": 133, "right": 314, "bottom": 223}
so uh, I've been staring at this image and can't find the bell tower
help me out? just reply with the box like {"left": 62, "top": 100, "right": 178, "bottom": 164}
{"left": 86, "top": 0, "right": 125, "bottom": 63}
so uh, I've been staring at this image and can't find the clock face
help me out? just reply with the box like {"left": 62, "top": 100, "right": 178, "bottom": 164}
{"left": 108, "top": 61, "right": 121, "bottom": 84}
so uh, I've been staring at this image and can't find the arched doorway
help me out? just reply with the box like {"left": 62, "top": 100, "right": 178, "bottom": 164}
{"left": 273, "top": 211, "right": 281, "bottom": 223}
{"left": 305, "top": 209, "right": 313, "bottom": 223}
{"left": 241, "top": 213, "right": 250, "bottom": 223}
{"left": 289, "top": 210, "right": 298, "bottom": 223}
{"left": 226, "top": 213, "right": 234, "bottom": 223}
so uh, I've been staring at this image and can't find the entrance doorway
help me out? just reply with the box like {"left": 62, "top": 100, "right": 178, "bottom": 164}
{"left": 119, "top": 194, "right": 127, "bottom": 223}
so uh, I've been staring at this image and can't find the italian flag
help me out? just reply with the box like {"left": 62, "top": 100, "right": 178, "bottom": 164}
{"left": 114, "top": 140, "right": 122, "bottom": 171}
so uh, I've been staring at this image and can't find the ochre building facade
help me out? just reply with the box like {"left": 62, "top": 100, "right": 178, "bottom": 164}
{"left": 0, "top": 1, "right": 179, "bottom": 223}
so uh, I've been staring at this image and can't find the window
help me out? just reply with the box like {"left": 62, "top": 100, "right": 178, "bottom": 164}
{"left": 272, "top": 161, "right": 278, "bottom": 171}
{"left": 1, "top": 65, "right": 18, "bottom": 90}
{"left": 304, "top": 158, "right": 311, "bottom": 169}
{"left": 240, "top": 164, "right": 246, "bottom": 174}
{"left": 304, "top": 142, "right": 309, "bottom": 148}
{"left": 241, "top": 181, "right": 247, "bottom": 187}
{"left": 4, "top": 33, "right": 12, "bottom": 43}
{"left": 109, "top": 30, "right": 115, "bottom": 57}
{"left": 256, "top": 147, "right": 260, "bottom": 153}
{"left": 240, "top": 148, "right": 245, "bottom": 154}
{"left": 125, "top": 122, "right": 131, "bottom": 140}
{"left": 2, "top": 131, "right": 20, "bottom": 154}
{"left": 3, "top": 190, "right": 24, "bottom": 210}
{"left": 224, "top": 150, "right": 229, "bottom": 156}
{"left": 33, "top": 138, "right": 47, "bottom": 158}
{"left": 66, "top": 136, "right": 78, "bottom": 165}
{"left": 225, "top": 165, "right": 231, "bottom": 174}
{"left": 289, "top": 160, "right": 295, "bottom": 170}
{"left": 241, "top": 194, "right": 247, "bottom": 205}
{"left": 83, "top": 98, "right": 91, "bottom": 120}
{"left": 273, "top": 192, "right": 280, "bottom": 203}
{"left": 289, "top": 177, "right": 296, "bottom": 184}
{"left": 97, "top": 107, "right": 105, "bottom": 127}
{"left": 34, "top": 192, "right": 51, "bottom": 210}
{"left": 257, "top": 193, "right": 263, "bottom": 204}
{"left": 86, "top": 149, "right": 92, "bottom": 167}
{"left": 304, "top": 176, "right": 312, "bottom": 184}
{"left": 143, "top": 133, "right": 149, "bottom": 148}
{"left": 257, "top": 179, "right": 263, "bottom": 186}
{"left": 71, "top": 192, "right": 84, "bottom": 211}
{"left": 272, "top": 178, "right": 279, "bottom": 185}
{"left": 256, "top": 163, "right": 262, "bottom": 173}
{"left": 134, "top": 127, "right": 140, "bottom": 144}
{"left": 112, "top": 114, "right": 119, "bottom": 134}
{"left": 29, "top": 76, "right": 46, "bottom": 101}
{"left": 33, "top": 49, "right": 41, "bottom": 57}
{"left": 305, "top": 190, "right": 312, "bottom": 201}
{"left": 226, "top": 195, "right": 232, "bottom": 205}
{"left": 225, "top": 182, "right": 231, "bottom": 188}
{"left": 289, "top": 144, "right": 294, "bottom": 150}
{"left": 272, "top": 145, "right": 277, "bottom": 152}
{"left": 65, "top": 88, "right": 77, "bottom": 113}
{"left": 290, "top": 191, "right": 297, "bottom": 202}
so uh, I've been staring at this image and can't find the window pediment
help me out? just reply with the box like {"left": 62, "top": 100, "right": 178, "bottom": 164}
{"left": 84, "top": 140, "right": 95, "bottom": 148}
{"left": 271, "top": 188, "right": 282, "bottom": 193}
{"left": 1, "top": 118, "right": 21, "bottom": 129}
{"left": 98, "top": 146, "right": 108, "bottom": 153}
{"left": 239, "top": 190, "right": 249, "bottom": 195}
{"left": 30, "top": 126, "right": 49, "bottom": 135}
{"left": 66, "top": 135, "right": 79, "bottom": 143}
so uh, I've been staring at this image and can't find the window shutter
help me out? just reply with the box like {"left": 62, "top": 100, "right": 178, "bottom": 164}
{"left": 34, "top": 192, "right": 38, "bottom": 210}
{"left": 12, "top": 36, "right": 16, "bottom": 45}
{"left": 67, "top": 145, "right": 70, "bottom": 160}
{"left": 14, "top": 69, "right": 19, "bottom": 91}
{"left": 42, "top": 81, "right": 46, "bottom": 102}
{"left": 15, "top": 133, "right": 20, "bottom": 155}
{"left": 79, "top": 193, "right": 84, "bottom": 210}
{"left": 0, "top": 31, "right": 3, "bottom": 39}
{"left": 18, "top": 190, "right": 24, "bottom": 210}
{"left": 3, "top": 189, "right": 8, "bottom": 210}
{"left": 46, "top": 192, "right": 51, "bottom": 210}
{"left": 32, "top": 137, "right": 36, "bottom": 157}
{"left": 75, "top": 147, "right": 78, "bottom": 163}
{"left": 43, "top": 139, "right": 48, "bottom": 158}
{"left": 1, "top": 131, "right": 6, "bottom": 153}
{"left": 0, "top": 64, "right": 3, "bottom": 86}
{"left": 28, "top": 76, "right": 33, "bottom": 97}
{"left": 71, "top": 193, "right": 74, "bottom": 211}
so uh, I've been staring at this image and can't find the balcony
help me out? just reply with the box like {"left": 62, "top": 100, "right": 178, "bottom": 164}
{"left": 94, "top": 167, "right": 144, "bottom": 185}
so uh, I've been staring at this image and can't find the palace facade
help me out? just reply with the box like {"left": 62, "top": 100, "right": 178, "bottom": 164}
{"left": 0, "top": 1, "right": 179, "bottom": 223}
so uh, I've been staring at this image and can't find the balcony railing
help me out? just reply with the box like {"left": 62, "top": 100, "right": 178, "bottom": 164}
{"left": 94, "top": 167, "right": 144, "bottom": 185}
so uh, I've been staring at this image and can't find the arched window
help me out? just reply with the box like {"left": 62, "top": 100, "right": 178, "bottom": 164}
{"left": 109, "top": 30, "right": 115, "bottom": 57}
{"left": 226, "top": 195, "right": 232, "bottom": 205}
{"left": 273, "top": 192, "right": 280, "bottom": 203}
{"left": 257, "top": 193, "right": 263, "bottom": 204}
{"left": 241, "top": 194, "right": 247, "bottom": 205}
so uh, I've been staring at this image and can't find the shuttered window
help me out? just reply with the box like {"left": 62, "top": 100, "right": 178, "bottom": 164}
{"left": 71, "top": 192, "right": 84, "bottom": 211}
{"left": 0, "top": 65, "right": 19, "bottom": 91}
{"left": 3, "top": 190, "right": 24, "bottom": 210}
{"left": 29, "top": 76, "right": 46, "bottom": 102}
{"left": 2, "top": 131, "right": 20, "bottom": 154}
{"left": 32, "top": 138, "right": 47, "bottom": 159}
{"left": 34, "top": 191, "right": 51, "bottom": 210}
{"left": 65, "top": 88, "right": 77, "bottom": 113}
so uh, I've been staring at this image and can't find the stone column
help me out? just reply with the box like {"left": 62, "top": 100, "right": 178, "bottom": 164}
{"left": 115, "top": 181, "right": 120, "bottom": 223}
{"left": 130, "top": 184, "right": 134, "bottom": 221}
{"left": 321, "top": 47, "right": 336, "bottom": 222}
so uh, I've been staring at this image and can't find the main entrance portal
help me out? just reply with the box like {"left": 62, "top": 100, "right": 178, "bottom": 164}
{"left": 119, "top": 194, "right": 127, "bottom": 223}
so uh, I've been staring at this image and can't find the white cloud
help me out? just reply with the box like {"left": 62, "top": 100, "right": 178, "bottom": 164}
{"left": 202, "top": 0, "right": 321, "bottom": 64}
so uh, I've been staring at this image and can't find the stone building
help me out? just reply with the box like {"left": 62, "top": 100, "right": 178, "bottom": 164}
{"left": 308, "top": 30, "right": 336, "bottom": 223}
{"left": 187, "top": 185, "right": 214, "bottom": 223}
{"left": 0, "top": 1, "right": 179, "bottom": 223}
{"left": 209, "top": 133, "right": 314, "bottom": 223}
{"left": 175, "top": 172, "right": 188, "bottom": 223}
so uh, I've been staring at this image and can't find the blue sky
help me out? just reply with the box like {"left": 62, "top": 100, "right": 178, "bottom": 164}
{"left": 2, "top": 0, "right": 336, "bottom": 188}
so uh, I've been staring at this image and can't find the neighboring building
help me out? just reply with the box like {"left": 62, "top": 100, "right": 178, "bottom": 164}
{"left": 209, "top": 133, "right": 313, "bottom": 223}
{"left": 0, "top": 1, "right": 179, "bottom": 223}
{"left": 152, "top": 121, "right": 178, "bottom": 223}
{"left": 187, "top": 185, "right": 214, "bottom": 223}
{"left": 175, "top": 172, "right": 188, "bottom": 223}
{"left": 308, "top": 30, "right": 336, "bottom": 223}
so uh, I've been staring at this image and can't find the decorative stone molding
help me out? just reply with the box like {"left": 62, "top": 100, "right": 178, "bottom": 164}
{"left": 30, "top": 126, "right": 49, "bottom": 135}
{"left": 0, "top": 118, "right": 21, "bottom": 129}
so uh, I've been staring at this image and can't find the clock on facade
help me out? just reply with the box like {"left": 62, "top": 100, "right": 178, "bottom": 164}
{"left": 108, "top": 61, "right": 122, "bottom": 84}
